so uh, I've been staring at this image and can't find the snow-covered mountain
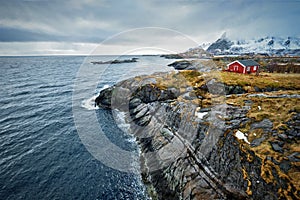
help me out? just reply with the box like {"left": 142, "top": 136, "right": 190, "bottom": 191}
{"left": 204, "top": 33, "right": 300, "bottom": 56}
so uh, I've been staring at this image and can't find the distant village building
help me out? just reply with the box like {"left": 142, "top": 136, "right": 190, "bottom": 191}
{"left": 226, "top": 60, "right": 260, "bottom": 74}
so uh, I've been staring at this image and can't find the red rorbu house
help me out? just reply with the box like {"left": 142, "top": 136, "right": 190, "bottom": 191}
{"left": 226, "top": 60, "right": 260, "bottom": 74}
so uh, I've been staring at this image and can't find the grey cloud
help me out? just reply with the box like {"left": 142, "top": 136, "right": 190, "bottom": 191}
{"left": 0, "top": 0, "right": 299, "bottom": 55}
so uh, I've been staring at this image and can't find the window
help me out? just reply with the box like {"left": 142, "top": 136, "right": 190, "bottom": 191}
{"left": 247, "top": 67, "right": 250, "bottom": 71}
{"left": 254, "top": 66, "right": 257, "bottom": 70}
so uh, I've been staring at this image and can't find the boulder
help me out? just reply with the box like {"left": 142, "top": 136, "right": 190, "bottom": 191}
{"left": 95, "top": 86, "right": 115, "bottom": 108}
{"left": 206, "top": 79, "right": 226, "bottom": 95}
{"left": 167, "top": 60, "right": 193, "bottom": 70}
{"left": 270, "top": 142, "right": 284, "bottom": 153}
{"left": 251, "top": 118, "right": 273, "bottom": 131}
{"left": 133, "top": 84, "right": 178, "bottom": 103}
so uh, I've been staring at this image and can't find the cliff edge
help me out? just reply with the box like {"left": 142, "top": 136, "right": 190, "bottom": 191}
{"left": 95, "top": 70, "right": 300, "bottom": 200}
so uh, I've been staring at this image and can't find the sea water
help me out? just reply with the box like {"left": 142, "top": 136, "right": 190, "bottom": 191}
{"left": 0, "top": 55, "right": 174, "bottom": 200}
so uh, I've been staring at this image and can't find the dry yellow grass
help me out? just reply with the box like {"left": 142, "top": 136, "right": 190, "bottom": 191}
{"left": 219, "top": 72, "right": 300, "bottom": 90}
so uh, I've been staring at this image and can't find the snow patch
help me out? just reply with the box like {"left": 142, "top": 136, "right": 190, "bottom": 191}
{"left": 235, "top": 130, "right": 250, "bottom": 144}
{"left": 207, "top": 35, "right": 300, "bottom": 55}
{"left": 196, "top": 112, "right": 208, "bottom": 119}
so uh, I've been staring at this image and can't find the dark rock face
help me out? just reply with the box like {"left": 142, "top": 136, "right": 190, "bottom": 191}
{"left": 95, "top": 73, "right": 300, "bottom": 200}
{"left": 270, "top": 142, "right": 284, "bottom": 153}
{"left": 225, "top": 85, "right": 245, "bottom": 95}
{"left": 168, "top": 60, "right": 193, "bottom": 70}
{"left": 207, "top": 38, "right": 233, "bottom": 52}
{"left": 95, "top": 86, "right": 115, "bottom": 108}
{"left": 132, "top": 84, "right": 178, "bottom": 103}
{"left": 251, "top": 118, "right": 273, "bottom": 132}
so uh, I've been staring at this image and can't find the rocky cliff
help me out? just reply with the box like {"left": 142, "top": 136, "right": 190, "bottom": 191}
{"left": 95, "top": 70, "right": 300, "bottom": 200}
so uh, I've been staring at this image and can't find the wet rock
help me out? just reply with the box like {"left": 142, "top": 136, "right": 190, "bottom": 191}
{"left": 139, "top": 137, "right": 155, "bottom": 152}
{"left": 95, "top": 86, "right": 115, "bottom": 108}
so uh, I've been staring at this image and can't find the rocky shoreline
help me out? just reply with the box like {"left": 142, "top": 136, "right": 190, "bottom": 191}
{"left": 95, "top": 71, "right": 300, "bottom": 200}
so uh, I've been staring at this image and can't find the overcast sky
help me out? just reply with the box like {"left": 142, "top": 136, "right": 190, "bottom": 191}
{"left": 0, "top": 0, "right": 299, "bottom": 55}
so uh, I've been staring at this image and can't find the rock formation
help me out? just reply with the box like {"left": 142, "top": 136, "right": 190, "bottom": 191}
{"left": 95, "top": 70, "right": 300, "bottom": 200}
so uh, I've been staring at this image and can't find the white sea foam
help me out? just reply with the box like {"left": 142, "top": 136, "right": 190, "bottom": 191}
{"left": 81, "top": 84, "right": 111, "bottom": 110}
{"left": 100, "top": 84, "right": 110, "bottom": 91}
{"left": 113, "top": 110, "right": 131, "bottom": 134}
{"left": 81, "top": 95, "right": 98, "bottom": 110}
{"left": 125, "top": 137, "right": 136, "bottom": 143}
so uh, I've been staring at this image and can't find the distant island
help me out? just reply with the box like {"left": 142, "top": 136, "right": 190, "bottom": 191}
{"left": 91, "top": 57, "right": 138, "bottom": 64}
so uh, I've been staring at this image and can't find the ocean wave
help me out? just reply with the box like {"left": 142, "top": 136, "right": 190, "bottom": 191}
{"left": 81, "top": 84, "right": 110, "bottom": 110}
{"left": 81, "top": 95, "right": 98, "bottom": 110}
{"left": 112, "top": 110, "right": 131, "bottom": 134}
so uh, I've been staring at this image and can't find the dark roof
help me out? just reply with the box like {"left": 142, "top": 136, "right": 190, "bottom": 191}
{"left": 238, "top": 60, "right": 259, "bottom": 67}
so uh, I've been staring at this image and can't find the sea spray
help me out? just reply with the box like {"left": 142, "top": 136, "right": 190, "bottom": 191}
{"left": 81, "top": 84, "right": 110, "bottom": 110}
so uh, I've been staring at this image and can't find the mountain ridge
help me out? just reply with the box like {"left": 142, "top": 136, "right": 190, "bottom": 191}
{"left": 201, "top": 33, "right": 300, "bottom": 56}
